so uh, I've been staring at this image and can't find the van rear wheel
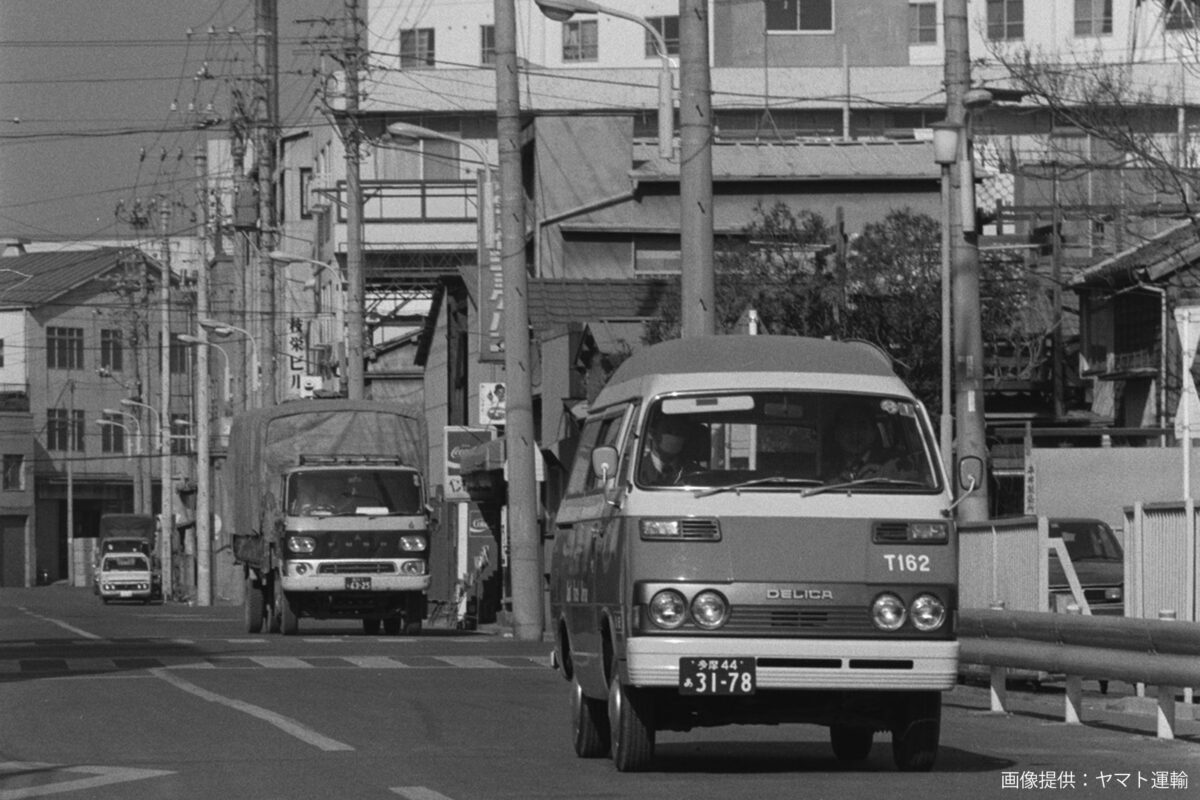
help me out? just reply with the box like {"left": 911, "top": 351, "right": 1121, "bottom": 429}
{"left": 607, "top": 673, "right": 654, "bottom": 772}
{"left": 570, "top": 677, "right": 610, "bottom": 758}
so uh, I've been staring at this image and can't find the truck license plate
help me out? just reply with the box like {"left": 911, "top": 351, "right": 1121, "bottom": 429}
{"left": 679, "top": 657, "right": 756, "bottom": 695}
{"left": 345, "top": 577, "right": 371, "bottom": 591}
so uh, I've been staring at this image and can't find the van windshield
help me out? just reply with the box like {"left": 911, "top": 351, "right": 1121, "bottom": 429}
{"left": 636, "top": 391, "right": 940, "bottom": 492}
{"left": 286, "top": 469, "right": 423, "bottom": 516}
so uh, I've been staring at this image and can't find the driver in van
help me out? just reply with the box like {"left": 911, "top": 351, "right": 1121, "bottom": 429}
{"left": 825, "top": 406, "right": 916, "bottom": 483}
{"left": 638, "top": 415, "right": 698, "bottom": 486}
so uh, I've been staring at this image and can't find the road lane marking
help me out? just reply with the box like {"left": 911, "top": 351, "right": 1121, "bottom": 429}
{"left": 391, "top": 787, "right": 457, "bottom": 800}
{"left": 341, "top": 656, "right": 409, "bottom": 669}
{"left": 15, "top": 609, "right": 101, "bottom": 641}
{"left": 149, "top": 668, "right": 354, "bottom": 751}
{"left": 0, "top": 762, "right": 173, "bottom": 800}
{"left": 433, "top": 656, "right": 505, "bottom": 669}
{"left": 248, "top": 656, "right": 313, "bottom": 669}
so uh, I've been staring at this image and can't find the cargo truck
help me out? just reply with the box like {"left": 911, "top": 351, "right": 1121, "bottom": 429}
{"left": 227, "top": 400, "right": 431, "bottom": 635}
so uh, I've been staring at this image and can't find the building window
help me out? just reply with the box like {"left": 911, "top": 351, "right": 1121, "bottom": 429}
{"left": 47, "top": 408, "right": 85, "bottom": 452}
{"left": 987, "top": 0, "right": 1024, "bottom": 40}
{"left": 635, "top": 238, "right": 682, "bottom": 275}
{"left": 47, "top": 326, "right": 84, "bottom": 370}
{"left": 909, "top": 3, "right": 938, "bottom": 43}
{"left": 563, "top": 19, "right": 598, "bottom": 61}
{"left": 100, "top": 329, "right": 123, "bottom": 372}
{"left": 169, "top": 416, "right": 193, "bottom": 456}
{"left": 481, "top": 25, "right": 496, "bottom": 65}
{"left": 1167, "top": 0, "right": 1199, "bottom": 30}
{"left": 2, "top": 454, "right": 23, "bottom": 490}
{"left": 645, "top": 16, "right": 680, "bottom": 57}
{"left": 168, "top": 334, "right": 188, "bottom": 375}
{"left": 1074, "top": 0, "right": 1113, "bottom": 36}
{"left": 765, "top": 0, "right": 834, "bottom": 32}
{"left": 299, "top": 167, "right": 313, "bottom": 219}
{"left": 400, "top": 28, "right": 436, "bottom": 69}
{"left": 99, "top": 413, "right": 125, "bottom": 454}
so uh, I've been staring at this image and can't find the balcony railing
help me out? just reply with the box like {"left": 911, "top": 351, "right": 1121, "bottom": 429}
{"left": 329, "top": 180, "right": 479, "bottom": 224}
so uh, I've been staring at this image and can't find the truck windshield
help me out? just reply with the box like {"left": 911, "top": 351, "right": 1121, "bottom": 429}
{"left": 636, "top": 391, "right": 940, "bottom": 492}
{"left": 103, "top": 555, "right": 148, "bottom": 571}
{"left": 287, "top": 469, "right": 423, "bottom": 516}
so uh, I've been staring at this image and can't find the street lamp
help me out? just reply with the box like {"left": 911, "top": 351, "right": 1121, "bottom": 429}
{"left": 535, "top": 0, "right": 674, "bottom": 159}
{"left": 178, "top": 334, "right": 231, "bottom": 409}
{"left": 199, "top": 317, "right": 260, "bottom": 406}
{"left": 268, "top": 251, "right": 347, "bottom": 394}
{"left": 932, "top": 120, "right": 960, "bottom": 477}
{"left": 101, "top": 407, "right": 147, "bottom": 513}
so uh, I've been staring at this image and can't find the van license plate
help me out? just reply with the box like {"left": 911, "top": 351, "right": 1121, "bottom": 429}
{"left": 679, "top": 658, "right": 756, "bottom": 695}
{"left": 345, "top": 577, "right": 371, "bottom": 591}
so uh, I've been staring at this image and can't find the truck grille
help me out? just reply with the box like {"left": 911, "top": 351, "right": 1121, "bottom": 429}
{"left": 317, "top": 562, "right": 397, "bottom": 575}
{"left": 725, "top": 605, "right": 875, "bottom": 636}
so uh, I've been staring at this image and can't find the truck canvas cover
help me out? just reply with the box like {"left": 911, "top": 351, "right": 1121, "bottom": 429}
{"left": 227, "top": 399, "right": 425, "bottom": 541}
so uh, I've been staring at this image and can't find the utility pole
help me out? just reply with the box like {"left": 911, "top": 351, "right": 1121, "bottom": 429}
{"left": 495, "top": 0, "right": 540, "bottom": 641}
{"left": 256, "top": 0, "right": 279, "bottom": 405}
{"left": 159, "top": 201, "right": 175, "bottom": 600}
{"left": 944, "top": 0, "right": 990, "bottom": 520}
{"left": 679, "top": 0, "right": 715, "bottom": 338}
{"left": 343, "top": 0, "right": 366, "bottom": 399}
{"left": 194, "top": 143, "right": 213, "bottom": 606}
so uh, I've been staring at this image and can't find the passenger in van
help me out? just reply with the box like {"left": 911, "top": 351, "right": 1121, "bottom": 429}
{"left": 824, "top": 406, "right": 917, "bottom": 483}
{"left": 638, "top": 415, "right": 700, "bottom": 486}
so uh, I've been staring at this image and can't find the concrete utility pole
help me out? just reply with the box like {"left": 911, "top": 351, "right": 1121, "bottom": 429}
{"left": 158, "top": 202, "right": 175, "bottom": 600}
{"left": 194, "top": 143, "right": 213, "bottom": 607}
{"left": 256, "top": 0, "right": 279, "bottom": 405}
{"left": 679, "top": 0, "right": 715, "bottom": 338}
{"left": 495, "top": 0, "right": 541, "bottom": 641}
{"left": 343, "top": 0, "right": 366, "bottom": 399}
{"left": 944, "top": 0, "right": 990, "bottom": 521}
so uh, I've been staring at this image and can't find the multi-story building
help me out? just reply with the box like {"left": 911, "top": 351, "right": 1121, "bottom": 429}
{"left": 0, "top": 247, "right": 194, "bottom": 585}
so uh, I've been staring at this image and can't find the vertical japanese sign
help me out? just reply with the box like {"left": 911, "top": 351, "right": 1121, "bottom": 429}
{"left": 287, "top": 317, "right": 308, "bottom": 398}
{"left": 476, "top": 171, "right": 505, "bottom": 362}
{"left": 444, "top": 426, "right": 494, "bottom": 501}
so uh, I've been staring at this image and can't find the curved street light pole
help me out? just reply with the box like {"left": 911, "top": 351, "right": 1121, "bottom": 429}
{"left": 199, "top": 317, "right": 261, "bottom": 408}
{"left": 121, "top": 396, "right": 173, "bottom": 598}
{"left": 101, "top": 408, "right": 146, "bottom": 513}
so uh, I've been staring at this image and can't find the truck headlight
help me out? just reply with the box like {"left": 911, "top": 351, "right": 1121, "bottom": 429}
{"left": 286, "top": 535, "right": 316, "bottom": 554}
{"left": 399, "top": 535, "right": 427, "bottom": 551}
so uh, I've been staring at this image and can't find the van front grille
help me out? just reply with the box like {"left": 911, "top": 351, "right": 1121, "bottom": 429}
{"left": 725, "top": 605, "right": 875, "bottom": 636}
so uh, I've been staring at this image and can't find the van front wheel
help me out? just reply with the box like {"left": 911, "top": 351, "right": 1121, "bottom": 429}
{"left": 607, "top": 674, "right": 654, "bottom": 772}
{"left": 570, "top": 677, "right": 610, "bottom": 758}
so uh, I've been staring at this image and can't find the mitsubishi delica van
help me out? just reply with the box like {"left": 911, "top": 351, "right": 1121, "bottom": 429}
{"left": 549, "top": 335, "right": 959, "bottom": 772}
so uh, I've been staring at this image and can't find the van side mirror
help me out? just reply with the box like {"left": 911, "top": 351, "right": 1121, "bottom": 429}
{"left": 957, "top": 455, "right": 984, "bottom": 494}
{"left": 591, "top": 445, "right": 618, "bottom": 483}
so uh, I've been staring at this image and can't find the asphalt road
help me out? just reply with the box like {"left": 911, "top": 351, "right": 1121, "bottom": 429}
{"left": 1, "top": 585, "right": 1197, "bottom": 800}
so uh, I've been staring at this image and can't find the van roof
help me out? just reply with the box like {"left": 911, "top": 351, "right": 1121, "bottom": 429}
{"left": 594, "top": 335, "right": 903, "bottom": 408}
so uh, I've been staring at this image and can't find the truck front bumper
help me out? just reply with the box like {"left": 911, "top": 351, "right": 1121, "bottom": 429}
{"left": 280, "top": 559, "right": 430, "bottom": 593}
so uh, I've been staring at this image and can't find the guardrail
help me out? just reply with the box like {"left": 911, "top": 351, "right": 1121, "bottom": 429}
{"left": 958, "top": 608, "right": 1200, "bottom": 739}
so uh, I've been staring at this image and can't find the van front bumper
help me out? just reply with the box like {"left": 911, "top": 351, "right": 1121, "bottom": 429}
{"left": 625, "top": 636, "right": 958, "bottom": 691}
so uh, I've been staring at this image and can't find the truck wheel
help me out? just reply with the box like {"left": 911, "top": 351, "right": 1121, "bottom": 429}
{"left": 607, "top": 673, "right": 654, "bottom": 772}
{"left": 382, "top": 618, "right": 401, "bottom": 636}
{"left": 891, "top": 692, "right": 941, "bottom": 772}
{"left": 275, "top": 576, "right": 298, "bottom": 636}
{"left": 362, "top": 618, "right": 381, "bottom": 635}
{"left": 830, "top": 726, "right": 873, "bottom": 761}
{"left": 245, "top": 578, "right": 265, "bottom": 634}
{"left": 571, "top": 676, "right": 610, "bottom": 758}
{"left": 402, "top": 617, "right": 422, "bottom": 636}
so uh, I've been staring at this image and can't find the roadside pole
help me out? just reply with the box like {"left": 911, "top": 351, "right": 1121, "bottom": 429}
{"left": 679, "top": 0, "right": 715, "bottom": 338}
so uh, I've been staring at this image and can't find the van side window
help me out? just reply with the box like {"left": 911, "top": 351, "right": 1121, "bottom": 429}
{"left": 565, "top": 408, "right": 627, "bottom": 496}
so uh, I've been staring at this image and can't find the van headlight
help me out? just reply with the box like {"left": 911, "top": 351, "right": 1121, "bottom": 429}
{"left": 690, "top": 590, "right": 729, "bottom": 630}
{"left": 909, "top": 593, "right": 947, "bottom": 632}
{"left": 871, "top": 593, "right": 907, "bottom": 631}
{"left": 648, "top": 589, "right": 687, "bottom": 629}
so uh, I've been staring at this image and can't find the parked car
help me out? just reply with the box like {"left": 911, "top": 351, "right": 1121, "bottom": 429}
{"left": 1048, "top": 518, "right": 1124, "bottom": 616}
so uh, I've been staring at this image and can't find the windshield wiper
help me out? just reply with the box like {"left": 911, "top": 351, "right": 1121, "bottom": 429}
{"left": 694, "top": 475, "right": 822, "bottom": 498}
{"left": 801, "top": 477, "right": 930, "bottom": 497}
